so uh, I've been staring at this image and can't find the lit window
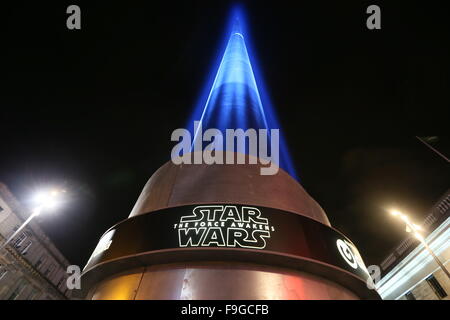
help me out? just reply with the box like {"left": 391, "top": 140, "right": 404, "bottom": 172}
{"left": 426, "top": 275, "right": 448, "bottom": 299}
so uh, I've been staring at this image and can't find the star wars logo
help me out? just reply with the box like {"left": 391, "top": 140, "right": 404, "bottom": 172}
{"left": 174, "top": 205, "right": 275, "bottom": 249}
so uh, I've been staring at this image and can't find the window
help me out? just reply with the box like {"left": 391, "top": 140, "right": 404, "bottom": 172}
{"left": 44, "top": 263, "right": 55, "bottom": 277}
{"left": 35, "top": 255, "right": 47, "bottom": 269}
{"left": 21, "top": 240, "right": 32, "bottom": 255}
{"left": 57, "top": 277, "right": 65, "bottom": 289}
{"left": 26, "top": 288, "right": 40, "bottom": 300}
{"left": 12, "top": 232, "right": 27, "bottom": 248}
{"left": 405, "top": 291, "right": 416, "bottom": 300}
{"left": 8, "top": 280, "right": 26, "bottom": 300}
{"left": 0, "top": 264, "right": 8, "bottom": 280}
{"left": 426, "top": 274, "right": 448, "bottom": 299}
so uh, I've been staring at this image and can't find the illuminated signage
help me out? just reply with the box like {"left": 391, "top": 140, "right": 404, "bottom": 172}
{"left": 336, "top": 238, "right": 369, "bottom": 275}
{"left": 175, "top": 205, "right": 274, "bottom": 249}
{"left": 84, "top": 204, "right": 372, "bottom": 287}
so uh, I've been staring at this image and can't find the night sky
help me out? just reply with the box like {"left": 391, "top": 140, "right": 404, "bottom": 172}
{"left": 1, "top": 1, "right": 449, "bottom": 269}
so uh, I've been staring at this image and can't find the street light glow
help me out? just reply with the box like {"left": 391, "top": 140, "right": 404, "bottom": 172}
{"left": 0, "top": 187, "right": 67, "bottom": 252}
{"left": 390, "top": 209, "right": 401, "bottom": 217}
{"left": 390, "top": 209, "right": 423, "bottom": 231}
{"left": 32, "top": 188, "right": 65, "bottom": 212}
{"left": 414, "top": 232, "right": 424, "bottom": 241}
{"left": 387, "top": 207, "right": 450, "bottom": 280}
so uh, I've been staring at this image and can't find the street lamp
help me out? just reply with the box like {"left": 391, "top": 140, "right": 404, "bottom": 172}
{"left": 390, "top": 209, "right": 450, "bottom": 280}
{"left": 0, "top": 189, "right": 65, "bottom": 251}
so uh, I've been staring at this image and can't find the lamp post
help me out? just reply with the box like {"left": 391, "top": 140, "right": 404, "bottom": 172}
{"left": 0, "top": 189, "right": 64, "bottom": 251}
{"left": 390, "top": 210, "right": 450, "bottom": 280}
{"left": 415, "top": 136, "right": 449, "bottom": 163}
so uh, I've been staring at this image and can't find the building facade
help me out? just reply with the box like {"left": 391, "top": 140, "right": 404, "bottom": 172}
{"left": 0, "top": 183, "right": 71, "bottom": 300}
{"left": 376, "top": 190, "right": 450, "bottom": 300}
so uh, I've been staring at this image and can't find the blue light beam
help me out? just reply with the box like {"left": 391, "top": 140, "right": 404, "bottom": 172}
{"left": 187, "top": 8, "right": 298, "bottom": 180}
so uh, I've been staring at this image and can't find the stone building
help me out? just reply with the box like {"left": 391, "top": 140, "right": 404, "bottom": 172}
{"left": 376, "top": 190, "right": 450, "bottom": 300}
{"left": 0, "top": 183, "right": 71, "bottom": 300}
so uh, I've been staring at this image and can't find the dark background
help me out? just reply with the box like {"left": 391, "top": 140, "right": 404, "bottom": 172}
{"left": 1, "top": 0, "right": 449, "bottom": 267}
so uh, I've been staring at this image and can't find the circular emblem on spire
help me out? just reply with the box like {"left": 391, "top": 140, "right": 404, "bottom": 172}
{"left": 337, "top": 239, "right": 358, "bottom": 269}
